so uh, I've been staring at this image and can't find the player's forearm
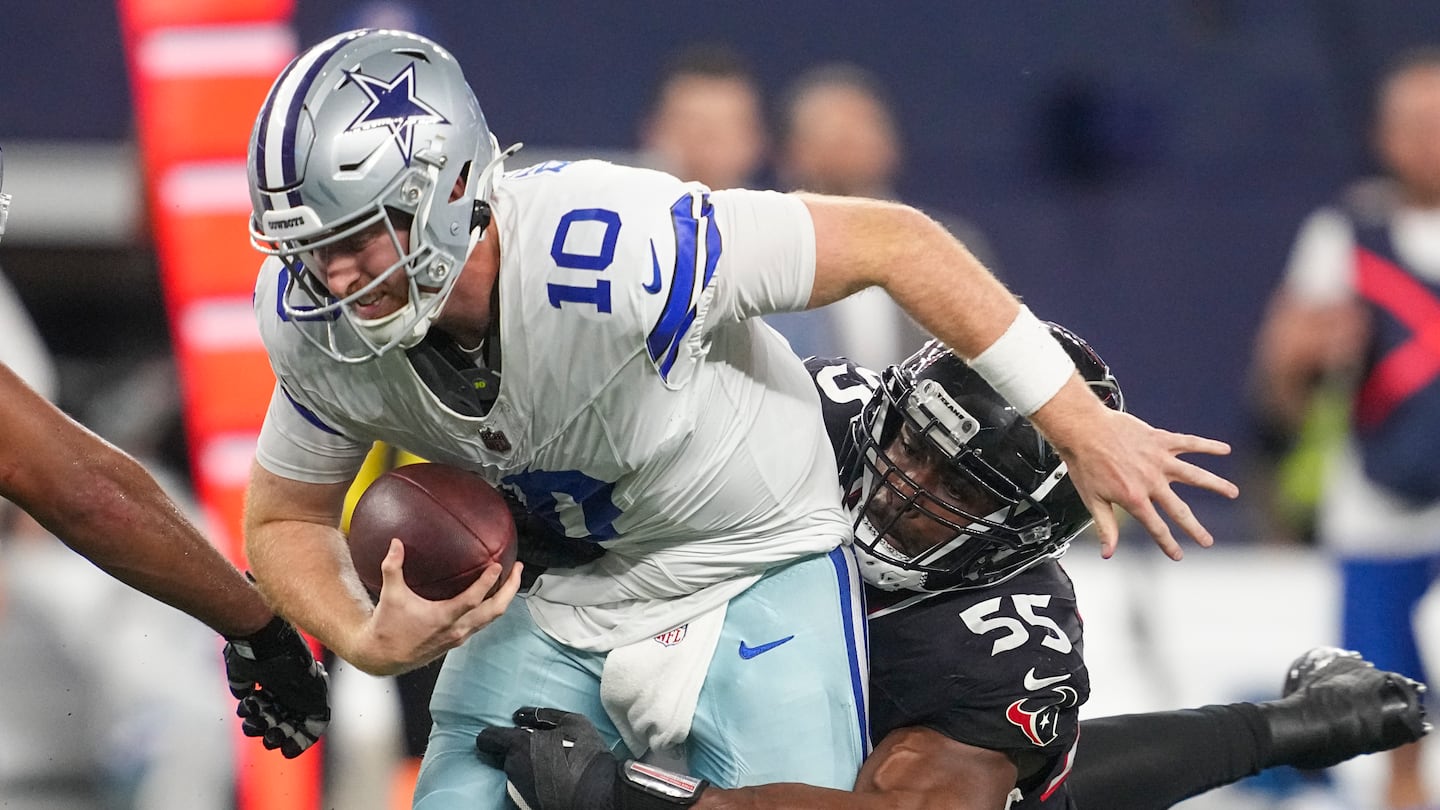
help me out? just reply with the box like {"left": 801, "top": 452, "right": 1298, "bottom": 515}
{"left": 244, "top": 515, "right": 372, "bottom": 661}
{"left": 13, "top": 426, "right": 273, "bottom": 636}
{"left": 804, "top": 193, "right": 1097, "bottom": 448}
{"left": 243, "top": 461, "right": 372, "bottom": 651}
{"left": 697, "top": 727, "right": 1011, "bottom": 810}
{"left": 0, "top": 367, "right": 270, "bottom": 635}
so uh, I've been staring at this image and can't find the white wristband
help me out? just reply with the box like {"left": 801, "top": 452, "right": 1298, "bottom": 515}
{"left": 968, "top": 306, "right": 1076, "bottom": 416}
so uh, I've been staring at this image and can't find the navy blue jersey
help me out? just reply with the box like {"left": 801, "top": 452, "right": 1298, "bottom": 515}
{"left": 1349, "top": 209, "right": 1440, "bottom": 503}
{"left": 805, "top": 355, "right": 1090, "bottom": 808}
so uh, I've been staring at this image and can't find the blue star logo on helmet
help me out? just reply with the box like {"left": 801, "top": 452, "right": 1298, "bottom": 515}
{"left": 343, "top": 62, "right": 449, "bottom": 165}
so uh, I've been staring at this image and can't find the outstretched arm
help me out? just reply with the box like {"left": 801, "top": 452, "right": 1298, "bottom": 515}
{"left": 702, "top": 727, "right": 1016, "bottom": 810}
{"left": 477, "top": 708, "right": 1016, "bottom": 810}
{"left": 0, "top": 362, "right": 271, "bottom": 635}
{"left": 800, "top": 194, "right": 1238, "bottom": 558}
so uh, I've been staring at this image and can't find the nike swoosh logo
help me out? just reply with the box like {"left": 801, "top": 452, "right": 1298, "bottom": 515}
{"left": 1023, "top": 668, "right": 1072, "bottom": 691}
{"left": 643, "top": 240, "right": 663, "bottom": 294}
{"left": 738, "top": 635, "right": 795, "bottom": 659}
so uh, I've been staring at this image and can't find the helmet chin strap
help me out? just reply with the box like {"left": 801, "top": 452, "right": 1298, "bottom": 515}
{"left": 471, "top": 199, "right": 492, "bottom": 232}
{"left": 349, "top": 296, "right": 427, "bottom": 351}
{"left": 852, "top": 511, "right": 929, "bottom": 591}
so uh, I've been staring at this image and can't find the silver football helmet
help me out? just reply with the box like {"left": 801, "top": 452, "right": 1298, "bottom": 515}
{"left": 247, "top": 28, "right": 517, "bottom": 362}
{"left": 844, "top": 324, "right": 1124, "bottom": 593}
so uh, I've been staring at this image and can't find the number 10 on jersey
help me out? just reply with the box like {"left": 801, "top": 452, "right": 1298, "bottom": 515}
{"left": 547, "top": 208, "right": 620, "bottom": 312}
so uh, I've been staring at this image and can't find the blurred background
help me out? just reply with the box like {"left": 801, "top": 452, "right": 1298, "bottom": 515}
{"left": 4, "top": 1, "right": 1440, "bottom": 809}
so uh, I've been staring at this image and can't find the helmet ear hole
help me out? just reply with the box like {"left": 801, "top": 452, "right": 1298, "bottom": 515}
{"left": 451, "top": 160, "right": 474, "bottom": 203}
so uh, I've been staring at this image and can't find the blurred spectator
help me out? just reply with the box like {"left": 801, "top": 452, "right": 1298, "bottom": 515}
{"left": 774, "top": 63, "right": 900, "bottom": 199}
{"left": 637, "top": 43, "right": 768, "bottom": 191}
{"left": 635, "top": 53, "right": 1003, "bottom": 371}
{"left": 767, "top": 63, "right": 995, "bottom": 369}
{"left": 1251, "top": 48, "right": 1440, "bottom": 810}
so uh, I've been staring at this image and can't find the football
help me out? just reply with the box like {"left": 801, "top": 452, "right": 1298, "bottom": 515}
{"left": 347, "top": 462, "right": 518, "bottom": 601}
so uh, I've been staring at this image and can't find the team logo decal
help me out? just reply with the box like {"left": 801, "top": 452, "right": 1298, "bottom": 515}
{"left": 479, "top": 428, "right": 511, "bottom": 453}
{"left": 654, "top": 624, "right": 689, "bottom": 647}
{"left": 1005, "top": 684, "right": 1079, "bottom": 747}
{"left": 343, "top": 63, "right": 449, "bottom": 165}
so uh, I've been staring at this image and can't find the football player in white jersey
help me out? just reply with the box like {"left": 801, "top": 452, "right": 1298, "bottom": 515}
{"left": 242, "top": 29, "right": 1237, "bottom": 808}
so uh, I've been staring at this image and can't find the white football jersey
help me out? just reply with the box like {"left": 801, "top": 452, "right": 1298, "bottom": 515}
{"left": 254, "top": 160, "right": 852, "bottom": 650}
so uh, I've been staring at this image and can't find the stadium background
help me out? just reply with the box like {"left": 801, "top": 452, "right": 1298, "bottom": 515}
{"left": 2, "top": 1, "right": 1439, "bottom": 808}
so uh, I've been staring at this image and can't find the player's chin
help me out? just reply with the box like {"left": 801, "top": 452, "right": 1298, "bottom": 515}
{"left": 872, "top": 522, "right": 937, "bottom": 558}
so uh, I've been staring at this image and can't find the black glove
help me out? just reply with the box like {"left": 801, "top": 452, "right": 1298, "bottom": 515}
{"left": 475, "top": 707, "right": 708, "bottom": 810}
{"left": 502, "top": 492, "right": 608, "bottom": 568}
{"left": 222, "top": 615, "right": 330, "bottom": 758}
{"left": 501, "top": 490, "right": 607, "bottom": 590}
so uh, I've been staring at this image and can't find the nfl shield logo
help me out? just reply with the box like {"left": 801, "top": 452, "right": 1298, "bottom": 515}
{"left": 480, "top": 428, "right": 510, "bottom": 452}
{"left": 653, "top": 624, "right": 689, "bottom": 647}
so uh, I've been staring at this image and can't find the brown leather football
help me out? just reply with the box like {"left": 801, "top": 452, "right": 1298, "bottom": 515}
{"left": 348, "top": 462, "right": 517, "bottom": 601}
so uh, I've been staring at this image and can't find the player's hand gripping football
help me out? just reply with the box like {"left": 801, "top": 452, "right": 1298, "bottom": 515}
{"left": 356, "top": 539, "right": 523, "bottom": 675}
{"left": 1040, "top": 383, "right": 1239, "bottom": 561}
{"left": 476, "top": 707, "right": 709, "bottom": 810}
{"left": 222, "top": 615, "right": 330, "bottom": 758}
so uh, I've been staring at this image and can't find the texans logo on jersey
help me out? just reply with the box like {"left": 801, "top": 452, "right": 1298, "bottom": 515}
{"left": 1005, "top": 684, "right": 1079, "bottom": 747}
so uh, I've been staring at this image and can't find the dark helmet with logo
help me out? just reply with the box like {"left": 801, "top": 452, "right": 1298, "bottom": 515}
{"left": 844, "top": 323, "right": 1123, "bottom": 592}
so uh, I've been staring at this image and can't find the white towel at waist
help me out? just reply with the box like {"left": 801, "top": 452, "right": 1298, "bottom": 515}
{"left": 600, "top": 600, "right": 728, "bottom": 757}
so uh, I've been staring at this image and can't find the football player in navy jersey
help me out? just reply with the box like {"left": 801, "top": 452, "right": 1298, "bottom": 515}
{"left": 478, "top": 325, "right": 1429, "bottom": 809}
